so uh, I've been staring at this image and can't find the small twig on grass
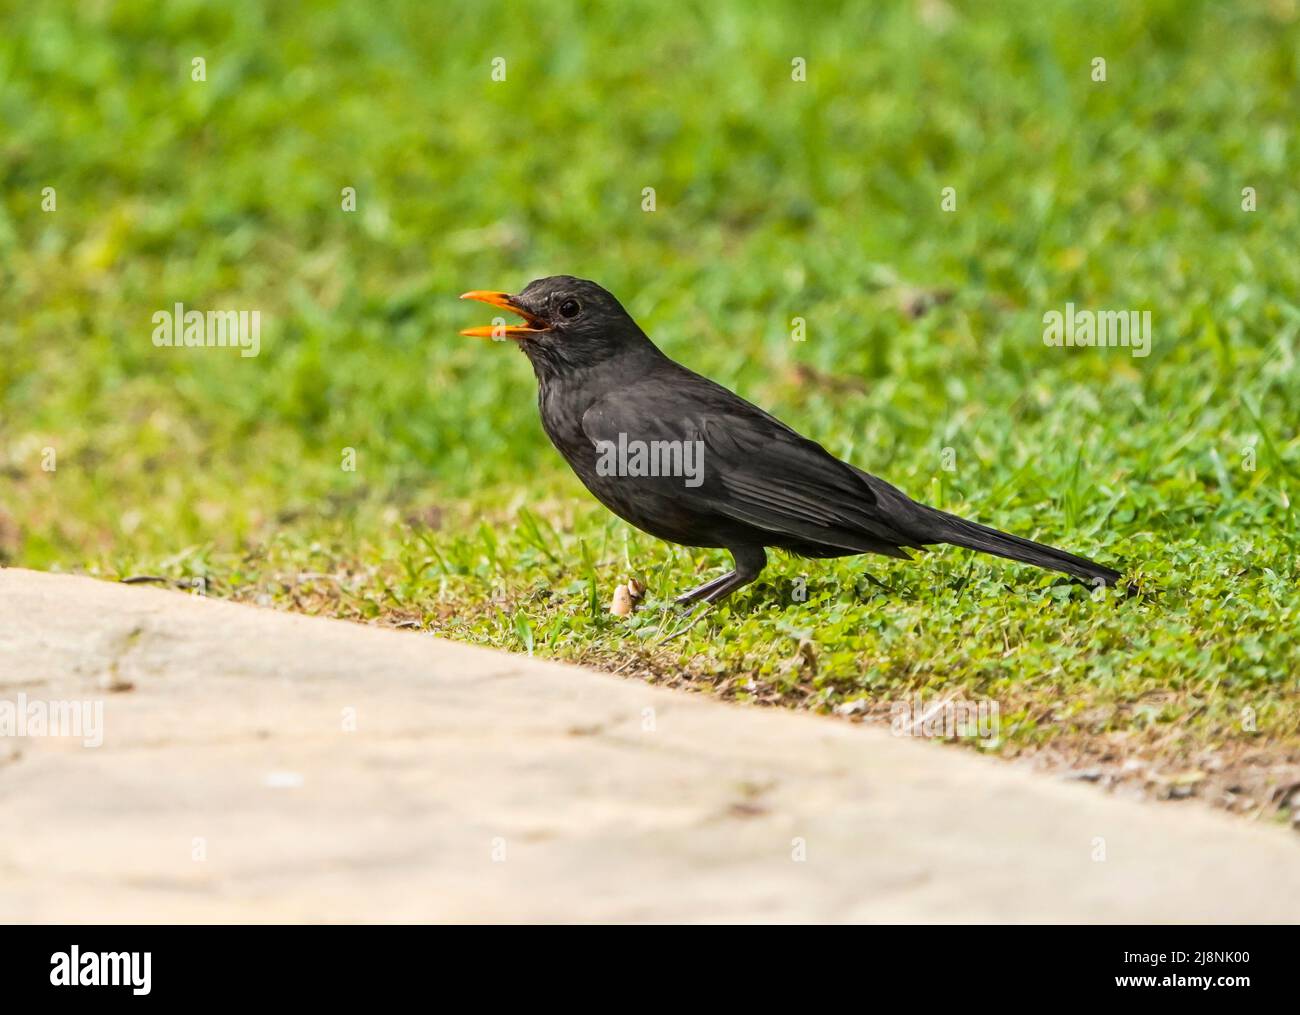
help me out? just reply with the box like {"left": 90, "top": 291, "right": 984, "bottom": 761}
{"left": 608, "top": 653, "right": 642, "bottom": 676}
{"left": 857, "top": 570, "right": 897, "bottom": 594}
{"left": 654, "top": 603, "right": 717, "bottom": 647}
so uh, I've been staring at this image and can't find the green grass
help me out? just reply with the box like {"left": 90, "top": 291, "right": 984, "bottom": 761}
{"left": 2, "top": 0, "right": 1299, "bottom": 819}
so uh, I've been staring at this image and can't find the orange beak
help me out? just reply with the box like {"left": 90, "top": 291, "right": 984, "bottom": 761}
{"left": 458, "top": 290, "right": 549, "bottom": 339}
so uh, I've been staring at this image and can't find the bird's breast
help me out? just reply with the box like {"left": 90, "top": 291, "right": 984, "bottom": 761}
{"left": 533, "top": 379, "right": 738, "bottom": 549}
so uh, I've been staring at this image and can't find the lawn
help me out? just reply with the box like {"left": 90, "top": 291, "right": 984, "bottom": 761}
{"left": 2, "top": 0, "right": 1298, "bottom": 822}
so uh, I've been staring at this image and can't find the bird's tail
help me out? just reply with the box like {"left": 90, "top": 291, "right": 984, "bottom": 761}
{"left": 929, "top": 509, "right": 1121, "bottom": 587}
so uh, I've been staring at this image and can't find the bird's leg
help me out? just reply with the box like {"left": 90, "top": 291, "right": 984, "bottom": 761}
{"left": 700, "top": 545, "right": 767, "bottom": 604}
{"left": 674, "top": 570, "right": 735, "bottom": 606}
{"left": 675, "top": 546, "right": 767, "bottom": 607}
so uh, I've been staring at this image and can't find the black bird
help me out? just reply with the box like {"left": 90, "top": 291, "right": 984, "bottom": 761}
{"left": 460, "top": 276, "right": 1122, "bottom": 606}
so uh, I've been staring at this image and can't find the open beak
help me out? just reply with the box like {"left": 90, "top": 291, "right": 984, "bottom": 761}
{"left": 458, "top": 290, "right": 549, "bottom": 339}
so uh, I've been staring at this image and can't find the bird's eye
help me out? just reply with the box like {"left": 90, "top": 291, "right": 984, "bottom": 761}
{"left": 558, "top": 298, "right": 581, "bottom": 319}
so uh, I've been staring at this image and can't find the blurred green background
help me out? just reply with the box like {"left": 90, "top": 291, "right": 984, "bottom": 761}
{"left": 2, "top": 0, "right": 1298, "bottom": 802}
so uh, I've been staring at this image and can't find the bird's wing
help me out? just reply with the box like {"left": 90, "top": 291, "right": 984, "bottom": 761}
{"left": 580, "top": 373, "right": 917, "bottom": 552}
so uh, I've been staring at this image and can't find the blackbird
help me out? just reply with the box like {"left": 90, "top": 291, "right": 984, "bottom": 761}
{"left": 460, "top": 276, "right": 1122, "bottom": 606}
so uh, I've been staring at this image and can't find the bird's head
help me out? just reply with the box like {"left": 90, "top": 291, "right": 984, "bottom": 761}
{"left": 459, "top": 276, "right": 651, "bottom": 376}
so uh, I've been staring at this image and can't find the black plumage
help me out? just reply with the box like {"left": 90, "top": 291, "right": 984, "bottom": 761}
{"left": 460, "top": 276, "right": 1122, "bottom": 605}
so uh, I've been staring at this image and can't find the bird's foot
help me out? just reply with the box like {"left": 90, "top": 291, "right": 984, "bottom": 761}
{"left": 674, "top": 569, "right": 737, "bottom": 608}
